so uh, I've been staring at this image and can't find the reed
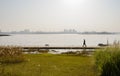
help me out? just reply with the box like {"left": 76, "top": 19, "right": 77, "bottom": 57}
{"left": 95, "top": 46, "right": 120, "bottom": 76}
{"left": 0, "top": 46, "right": 25, "bottom": 64}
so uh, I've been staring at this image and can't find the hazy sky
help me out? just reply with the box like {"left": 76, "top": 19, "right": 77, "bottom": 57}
{"left": 0, "top": 0, "right": 120, "bottom": 32}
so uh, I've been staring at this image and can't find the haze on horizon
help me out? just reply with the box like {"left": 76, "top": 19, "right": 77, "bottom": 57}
{"left": 0, "top": 0, "right": 120, "bottom": 32}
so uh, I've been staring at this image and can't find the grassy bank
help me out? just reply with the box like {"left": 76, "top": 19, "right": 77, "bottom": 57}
{"left": 3, "top": 45, "right": 120, "bottom": 76}
{"left": 0, "top": 54, "right": 95, "bottom": 76}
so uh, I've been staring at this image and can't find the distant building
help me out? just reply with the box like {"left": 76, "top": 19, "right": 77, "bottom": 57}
{"left": 24, "top": 29, "right": 30, "bottom": 32}
{"left": 64, "top": 29, "right": 77, "bottom": 33}
{"left": 64, "top": 29, "right": 68, "bottom": 32}
{"left": 18, "top": 29, "right": 30, "bottom": 34}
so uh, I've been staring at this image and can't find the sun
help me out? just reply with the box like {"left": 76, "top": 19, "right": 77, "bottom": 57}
{"left": 64, "top": 0, "right": 77, "bottom": 4}
{"left": 63, "top": 0, "right": 84, "bottom": 6}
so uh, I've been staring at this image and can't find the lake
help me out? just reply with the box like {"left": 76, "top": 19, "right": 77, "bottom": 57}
{"left": 0, "top": 34, "right": 120, "bottom": 47}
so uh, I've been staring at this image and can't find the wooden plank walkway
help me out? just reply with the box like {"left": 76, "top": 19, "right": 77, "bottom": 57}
{"left": 22, "top": 46, "right": 103, "bottom": 50}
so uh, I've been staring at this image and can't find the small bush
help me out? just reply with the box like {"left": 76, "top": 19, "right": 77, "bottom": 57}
{"left": 95, "top": 46, "right": 120, "bottom": 76}
{"left": 0, "top": 46, "right": 25, "bottom": 64}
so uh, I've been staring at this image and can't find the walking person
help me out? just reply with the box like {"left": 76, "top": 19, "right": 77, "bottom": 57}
{"left": 82, "top": 39, "right": 87, "bottom": 47}
{"left": 82, "top": 39, "right": 87, "bottom": 55}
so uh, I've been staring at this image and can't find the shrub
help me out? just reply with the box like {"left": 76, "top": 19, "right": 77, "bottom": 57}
{"left": 95, "top": 46, "right": 120, "bottom": 76}
{"left": 0, "top": 46, "right": 25, "bottom": 64}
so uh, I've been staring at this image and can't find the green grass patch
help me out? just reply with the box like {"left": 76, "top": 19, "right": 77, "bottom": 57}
{"left": 0, "top": 54, "right": 95, "bottom": 76}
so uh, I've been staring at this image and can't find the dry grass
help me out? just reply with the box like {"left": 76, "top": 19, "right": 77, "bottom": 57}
{"left": 0, "top": 46, "right": 25, "bottom": 64}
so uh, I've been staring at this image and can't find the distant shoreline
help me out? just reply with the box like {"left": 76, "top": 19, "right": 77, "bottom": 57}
{"left": 7, "top": 33, "right": 118, "bottom": 35}
{"left": 1, "top": 31, "right": 119, "bottom": 35}
{"left": 0, "top": 34, "right": 10, "bottom": 36}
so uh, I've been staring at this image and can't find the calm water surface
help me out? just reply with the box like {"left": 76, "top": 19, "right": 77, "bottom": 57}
{"left": 0, "top": 34, "right": 120, "bottom": 47}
